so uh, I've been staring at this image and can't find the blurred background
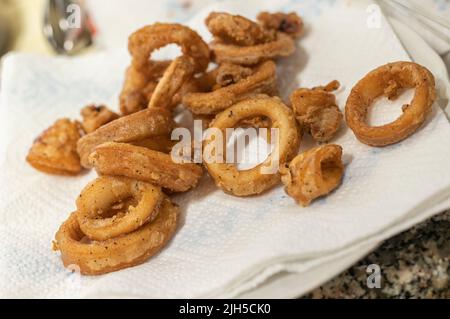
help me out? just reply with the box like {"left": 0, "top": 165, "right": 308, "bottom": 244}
{"left": 0, "top": 0, "right": 449, "bottom": 68}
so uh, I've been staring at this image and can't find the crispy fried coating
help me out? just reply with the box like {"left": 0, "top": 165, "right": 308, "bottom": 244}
{"left": 210, "top": 32, "right": 295, "bottom": 65}
{"left": 89, "top": 142, "right": 203, "bottom": 192}
{"left": 290, "top": 80, "right": 343, "bottom": 143}
{"left": 128, "top": 23, "right": 210, "bottom": 73}
{"left": 76, "top": 176, "right": 164, "bottom": 241}
{"left": 26, "top": 119, "right": 82, "bottom": 175}
{"left": 183, "top": 60, "right": 278, "bottom": 114}
{"left": 345, "top": 61, "right": 436, "bottom": 146}
{"left": 80, "top": 105, "right": 119, "bottom": 134}
{"left": 119, "top": 61, "right": 171, "bottom": 115}
{"left": 205, "top": 12, "right": 275, "bottom": 46}
{"left": 215, "top": 63, "right": 253, "bottom": 88}
{"left": 77, "top": 108, "right": 175, "bottom": 168}
{"left": 205, "top": 95, "right": 300, "bottom": 196}
{"left": 257, "top": 11, "right": 304, "bottom": 38}
{"left": 280, "top": 144, "right": 344, "bottom": 206}
{"left": 148, "top": 55, "right": 195, "bottom": 110}
{"left": 54, "top": 198, "right": 178, "bottom": 276}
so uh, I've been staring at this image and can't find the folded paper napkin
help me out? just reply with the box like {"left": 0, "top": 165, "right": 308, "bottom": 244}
{"left": 1, "top": 0, "right": 450, "bottom": 298}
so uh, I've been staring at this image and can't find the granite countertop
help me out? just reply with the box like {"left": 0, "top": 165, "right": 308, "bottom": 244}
{"left": 304, "top": 210, "right": 450, "bottom": 298}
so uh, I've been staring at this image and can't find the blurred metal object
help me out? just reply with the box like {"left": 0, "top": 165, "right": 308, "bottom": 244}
{"left": 43, "top": 0, "right": 94, "bottom": 55}
{"left": 0, "top": 0, "right": 20, "bottom": 57}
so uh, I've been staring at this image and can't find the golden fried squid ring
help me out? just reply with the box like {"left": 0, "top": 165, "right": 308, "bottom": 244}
{"left": 76, "top": 176, "right": 164, "bottom": 241}
{"left": 128, "top": 23, "right": 210, "bottom": 73}
{"left": 131, "top": 135, "right": 176, "bottom": 154}
{"left": 290, "top": 80, "right": 343, "bottom": 143}
{"left": 215, "top": 63, "right": 253, "bottom": 87}
{"left": 89, "top": 142, "right": 203, "bottom": 192}
{"left": 205, "top": 12, "right": 276, "bottom": 46}
{"left": 257, "top": 12, "right": 304, "bottom": 39}
{"left": 119, "top": 61, "right": 171, "bottom": 115}
{"left": 345, "top": 61, "right": 436, "bottom": 147}
{"left": 148, "top": 55, "right": 195, "bottom": 110}
{"left": 183, "top": 60, "right": 278, "bottom": 115}
{"left": 80, "top": 105, "right": 119, "bottom": 134}
{"left": 54, "top": 198, "right": 178, "bottom": 275}
{"left": 26, "top": 119, "right": 82, "bottom": 175}
{"left": 210, "top": 32, "right": 295, "bottom": 66}
{"left": 77, "top": 108, "right": 175, "bottom": 168}
{"left": 280, "top": 144, "right": 344, "bottom": 206}
{"left": 205, "top": 96, "right": 300, "bottom": 196}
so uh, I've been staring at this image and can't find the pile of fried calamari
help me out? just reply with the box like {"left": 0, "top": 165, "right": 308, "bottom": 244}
{"left": 27, "top": 11, "right": 435, "bottom": 275}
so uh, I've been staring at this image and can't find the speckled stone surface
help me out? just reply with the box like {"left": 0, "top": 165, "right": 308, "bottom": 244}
{"left": 304, "top": 210, "right": 450, "bottom": 299}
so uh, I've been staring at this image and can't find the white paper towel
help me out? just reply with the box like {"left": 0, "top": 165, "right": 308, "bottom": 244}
{"left": 1, "top": 0, "right": 450, "bottom": 298}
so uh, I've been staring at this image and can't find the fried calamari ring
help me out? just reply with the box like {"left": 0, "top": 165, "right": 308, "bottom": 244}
{"left": 76, "top": 176, "right": 164, "bottom": 241}
{"left": 257, "top": 12, "right": 304, "bottom": 39}
{"left": 205, "top": 96, "right": 300, "bottom": 196}
{"left": 210, "top": 32, "right": 295, "bottom": 66}
{"left": 345, "top": 61, "right": 436, "bottom": 146}
{"left": 280, "top": 144, "right": 344, "bottom": 206}
{"left": 290, "top": 80, "right": 343, "bottom": 143}
{"left": 119, "top": 61, "right": 171, "bottom": 115}
{"left": 148, "top": 55, "right": 195, "bottom": 110}
{"left": 128, "top": 23, "right": 210, "bottom": 73}
{"left": 77, "top": 107, "right": 175, "bottom": 168}
{"left": 183, "top": 60, "right": 278, "bottom": 115}
{"left": 215, "top": 63, "right": 253, "bottom": 88}
{"left": 80, "top": 105, "right": 119, "bottom": 134}
{"left": 26, "top": 119, "right": 82, "bottom": 175}
{"left": 89, "top": 142, "right": 203, "bottom": 192}
{"left": 205, "top": 12, "right": 275, "bottom": 46}
{"left": 54, "top": 198, "right": 178, "bottom": 275}
{"left": 131, "top": 135, "right": 176, "bottom": 154}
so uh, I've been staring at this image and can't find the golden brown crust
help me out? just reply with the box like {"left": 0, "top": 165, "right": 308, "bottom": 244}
{"left": 89, "top": 142, "right": 203, "bottom": 192}
{"left": 76, "top": 176, "right": 164, "bottom": 241}
{"left": 345, "top": 61, "right": 436, "bottom": 146}
{"left": 206, "top": 12, "right": 276, "bottom": 46}
{"left": 183, "top": 60, "right": 278, "bottom": 114}
{"left": 77, "top": 108, "right": 175, "bottom": 168}
{"left": 205, "top": 95, "right": 300, "bottom": 196}
{"left": 148, "top": 55, "right": 195, "bottom": 110}
{"left": 128, "top": 23, "right": 210, "bottom": 73}
{"left": 26, "top": 119, "right": 83, "bottom": 175}
{"left": 80, "top": 105, "right": 119, "bottom": 134}
{"left": 290, "top": 81, "right": 343, "bottom": 143}
{"left": 280, "top": 144, "right": 344, "bottom": 206}
{"left": 257, "top": 11, "right": 304, "bottom": 39}
{"left": 54, "top": 199, "right": 178, "bottom": 276}
{"left": 210, "top": 32, "right": 295, "bottom": 66}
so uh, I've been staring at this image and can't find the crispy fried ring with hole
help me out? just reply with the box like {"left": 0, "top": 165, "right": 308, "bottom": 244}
{"left": 88, "top": 142, "right": 203, "bottom": 192}
{"left": 54, "top": 198, "right": 178, "bottom": 276}
{"left": 76, "top": 176, "right": 164, "bottom": 241}
{"left": 77, "top": 108, "right": 175, "bottom": 168}
{"left": 345, "top": 61, "right": 436, "bottom": 147}
{"left": 210, "top": 32, "right": 295, "bottom": 66}
{"left": 183, "top": 60, "right": 278, "bottom": 115}
{"left": 148, "top": 55, "right": 195, "bottom": 110}
{"left": 204, "top": 95, "right": 300, "bottom": 196}
{"left": 128, "top": 23, "right": 210, "bottom": 73}
{"left": 280, "top": 144, "right": 344, "bottom": 206}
